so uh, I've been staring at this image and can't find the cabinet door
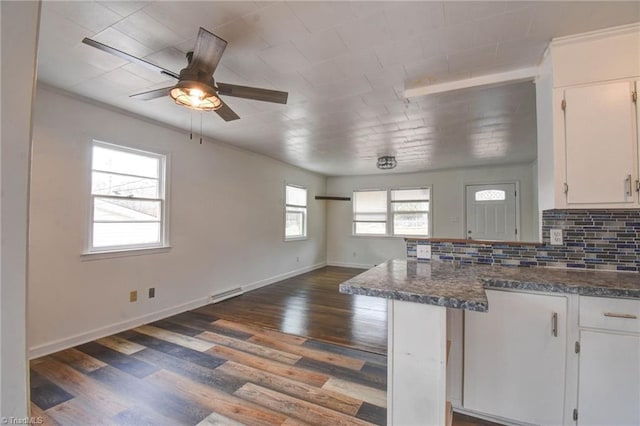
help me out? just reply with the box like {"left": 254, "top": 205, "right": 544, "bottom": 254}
{"left": 564, "top": 81, "right": 637, "bottom": 205}
{"left": 464, "top": 290, "right": 567, "bottom": 425}
{"left": 578, "top": 330, "right": 640, "bottom": 426}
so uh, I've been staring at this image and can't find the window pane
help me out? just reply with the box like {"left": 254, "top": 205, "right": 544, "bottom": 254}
{"left": 93, "top": 222, "right": 160, "bottom": 247}
{"left": 394, "top": 213, "right": 429, "bottom": 235}
{"left": 391, "top": 188, "right": 429, "bottom": 201}
{"left": 286, "top": 211, "right": 305, "bottom": 238}
{"left": 286, "top": 185, "right": 307, "bottom": 206}
{"left": 354, "top": 212, "right": 387, "bottom": 222}
{"left": 92, "top": 171, "right": 160, "bottom": 198}
{"left": 392, "top": 201, "right": 429, "bottom": 212}
{"left": 354, "top": 190, "right": 387, "bottom": 213}
{"left": 475, "top": 189, "right": 506, "bottom": 201}
{"left": 93, "top": 145, "right": 159, "bottom": 178}
{"left": 94, "top": 198, "right": 161, "bottom": 222}
{"left": 355, "top": 222, "right": 386, "bottom": 235}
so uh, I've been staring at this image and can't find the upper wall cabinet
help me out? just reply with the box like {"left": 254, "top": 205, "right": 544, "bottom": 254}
{"left": 562, "top": 81, "right": 638, "bottom": 206}
{"left": 536, "top": 24, "right": 640, "bottom": 210}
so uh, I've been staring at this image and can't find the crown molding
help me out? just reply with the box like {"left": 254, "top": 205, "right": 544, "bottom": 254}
{"left": 551, "top": 22, "right": 640, "bottom": 47}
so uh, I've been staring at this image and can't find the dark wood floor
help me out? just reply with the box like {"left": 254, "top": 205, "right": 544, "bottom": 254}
{"left": 194, "top": 266, "right": 387, "bottom": 355}
{"left": 30, "top": 266, "right": 498, "bottom": 425}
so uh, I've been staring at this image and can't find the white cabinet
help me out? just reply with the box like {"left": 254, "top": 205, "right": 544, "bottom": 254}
{"left": 577, "top": 296, "right": 640, "bottom": 426}
{"left": 464, "top": 290, "right": 568, "bottom": 425}
{"left": 536, "top": 25, "right": 640, "bottom": 211}
{"left": 577, "top": 331, "right": 640, "bottom": 426}
{"left": 562, "top": 81, "right": 638, "bottom": 206}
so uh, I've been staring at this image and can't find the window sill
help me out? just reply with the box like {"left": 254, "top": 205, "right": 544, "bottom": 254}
{"left": 351, "top": 234, "right": 402, "bottom": 239}
{"left": 285, "top": 237, "right": 308, "bottom": 242}
{"left": 351, "top": 235, "right": 429, "bottom": 239}
{"left": 81, "top": 246, "right": 172, "bottom": 261}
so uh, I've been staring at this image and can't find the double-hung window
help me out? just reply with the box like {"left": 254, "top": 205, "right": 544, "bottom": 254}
{"left": 353, "top": 187, "right": 430, "bottom": 237}
{"left": 391, "top": 188, "right": 430, "bottom": 236}
{"left": 89, "top": 141, "right": 167, "bottom": 252}
{"left": 285, "top": 184, "right": 307, "bottom": 240}
{"left": 353, "top": 190, "right": 388, "bottom": 235}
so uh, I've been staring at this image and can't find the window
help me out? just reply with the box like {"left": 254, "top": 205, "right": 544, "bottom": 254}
{"left": 391, "top": 188, "right": 430, "bottom": 236}
{"left": 353, "top": 190, "right": 388, "bottom": 235}
{"left": 474, "top": 189, "right": 506, "bottom": 201}
{"left": 285, "top": 184, "right": 307, "bottom": 240}
{"left": 353, "top": 187, "right": 430, "bottom": 237}
{"left": 89, "top": 141, "right": 167, "bottom": 252}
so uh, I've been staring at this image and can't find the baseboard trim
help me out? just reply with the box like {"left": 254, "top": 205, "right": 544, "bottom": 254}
{"left": 210, "top": 287, "right": 243, "bottom": 304}
{"left": 242, "top": 262, "right": 327, "bottom": 293}
{"left": 28, "top": 295, "right": 212, "bottom": 359}
{"left": 326, "top": 261, "right": 372, "bottom": 269}
{"left": 29, "top": 262, "right": 329, "bottom": 359}
{"left": 453, "top": 407, "right": 535, "bottom": 426}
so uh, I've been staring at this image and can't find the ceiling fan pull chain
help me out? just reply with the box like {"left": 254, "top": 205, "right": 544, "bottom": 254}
{"left": 190, "top": 112, "right": 193, "bottom": 140}
{"left": 199, "top": 112, "right": 203, "bottom": 145}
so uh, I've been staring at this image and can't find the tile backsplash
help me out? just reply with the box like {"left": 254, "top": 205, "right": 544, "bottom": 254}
{"left": 407, "top": 209, "right": 640, "bottom": 272}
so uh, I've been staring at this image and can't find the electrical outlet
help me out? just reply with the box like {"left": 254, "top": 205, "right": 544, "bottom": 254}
{"left": 296, "top": 256, "right": 299, "bottom": 262}
{"left": 416, "top": 244, "right": 431, "bottom": 259}
{"left": 148, "top": 288, "right": 155, "bottom": 298}
{"left": 352, "top": 251, "right": 357, "bottom": 257}
{"left": 550, "top": 229, "right": 563, "bottom": 246}
{"left": 129, "top": 291, "right": 137, "bottom": 302}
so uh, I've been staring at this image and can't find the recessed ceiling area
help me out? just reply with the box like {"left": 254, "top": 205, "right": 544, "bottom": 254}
{"left": 36, "top": 1, "right": 640, "bottom": 176}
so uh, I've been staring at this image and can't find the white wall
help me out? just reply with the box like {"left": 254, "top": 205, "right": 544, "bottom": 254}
{"left": 28, "top": 86, "right": 327, "bottom": 356}
{"left": 536, "top": 51, "right": 556, "bottom": 216}
{"left": 1, "top": 0, "right": 40, "bottom": 418}
{"left": 326, "top": 163, "right": 538, "bottom": 268}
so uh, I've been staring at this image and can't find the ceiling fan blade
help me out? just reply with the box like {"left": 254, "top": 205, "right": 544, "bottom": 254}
{"left": 217, "top": 82, "right": 288, "bottom": 104}
{"left": 129, "top": 86, "right": 173, "bottom": 100}
{"left": 188, "top": 28, "right": 227, "bottom": 75}
{"left": 215, "top": 101, "right": 240, "bottom": 122}
{"left": 82, "top": 37, "right": 180, "bottom": 80}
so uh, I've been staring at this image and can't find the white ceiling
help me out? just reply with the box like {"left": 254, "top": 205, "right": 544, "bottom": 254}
{"left": 36, "top": 1, "right": 640, "bottom": 176}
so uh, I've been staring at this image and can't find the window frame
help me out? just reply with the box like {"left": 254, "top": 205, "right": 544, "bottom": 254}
{"left": 284, "top": 183, "right": 308, "bottom": 241}
{"left": 86, "top": 140, "right": 169, "bottom": 254}
{"left": 352, "top": 186, "right": 432, "bottom": 238}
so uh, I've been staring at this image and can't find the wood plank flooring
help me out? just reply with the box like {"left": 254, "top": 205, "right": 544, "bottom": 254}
{"left": 194, "top": 267, "right": 387, "bottom": 354}
{"left": 31, "top": 312, "right": 387, "bottom": 425}
{"left": 30, "top": 266, "right": 499, "bottom": 425}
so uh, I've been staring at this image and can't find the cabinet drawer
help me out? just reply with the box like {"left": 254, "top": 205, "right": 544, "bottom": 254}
{"left": 580, "top": 296, "right": 640, "bottom": 333}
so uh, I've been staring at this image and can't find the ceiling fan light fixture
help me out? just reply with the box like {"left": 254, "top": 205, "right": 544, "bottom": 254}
{"left": 377, "top": 156, "right": 397, "bottom": 170}
{"left": 170, "top": 80, "right": 222, "bottom": 111}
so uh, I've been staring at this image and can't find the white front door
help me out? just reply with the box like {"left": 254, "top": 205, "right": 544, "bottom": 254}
{"left": 465, "top": 183, "right": 517, "bottom": 241}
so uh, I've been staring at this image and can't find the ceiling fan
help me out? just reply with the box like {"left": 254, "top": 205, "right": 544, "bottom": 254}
{"left": 82, "top": 27, "right": 288, "bottom": 122}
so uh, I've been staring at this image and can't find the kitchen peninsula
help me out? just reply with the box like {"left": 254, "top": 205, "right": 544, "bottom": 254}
{"left": 340, "top": 259, "right": 640, "bottom": 426}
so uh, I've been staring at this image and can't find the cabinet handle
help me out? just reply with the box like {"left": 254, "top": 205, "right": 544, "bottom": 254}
{"left": 625, "top": 175, "right": 632, "bottom": 196}
{"left": 551, "top": 312, "right": 558, "bottom": 337}
{"left": 604, "top": 312, "right": 637, "bottom": 319}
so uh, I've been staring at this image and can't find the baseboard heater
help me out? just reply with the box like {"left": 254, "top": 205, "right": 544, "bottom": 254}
{"left": 210, "top": 287, "right": 243, "bottom": 303}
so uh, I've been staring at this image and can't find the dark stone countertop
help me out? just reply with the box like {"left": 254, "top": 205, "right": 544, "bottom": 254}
{"left": 338, "top": 259, "right": 640, "bottom": 312}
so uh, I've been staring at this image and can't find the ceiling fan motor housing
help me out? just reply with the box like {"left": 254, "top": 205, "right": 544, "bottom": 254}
{"left": 170, "top": 67, "right": 221, "bottom": 111}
